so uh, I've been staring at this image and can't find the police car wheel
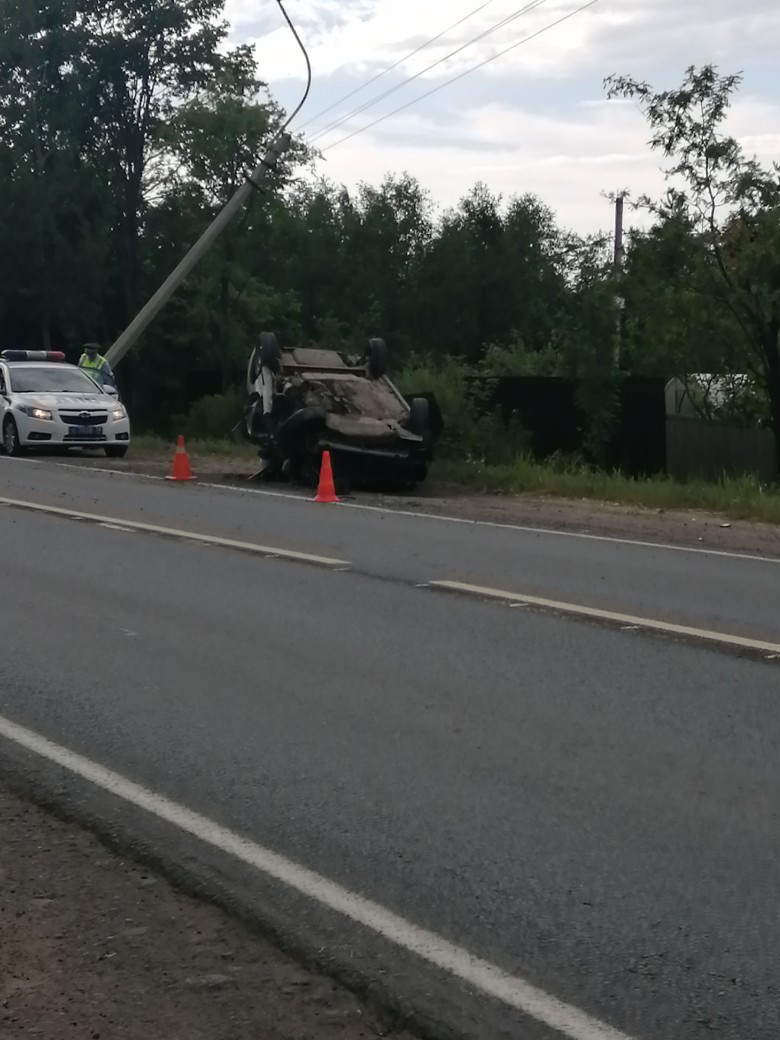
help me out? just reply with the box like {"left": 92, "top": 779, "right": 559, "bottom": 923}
{"left": 2, "top": 417, "right": 24, "bottom": 456}
{"left": 105, "top": 445, "right": 128, "bottom": 459}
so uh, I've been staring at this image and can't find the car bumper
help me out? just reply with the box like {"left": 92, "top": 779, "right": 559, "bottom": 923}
{"left": 318, "top": 436, "right": 431, "bottom": 484}
{"left": 320, "top": 434, "right": 431, "bottom": 461}
{"left": 18, "top": 414, "right": 131, "bottom": 447}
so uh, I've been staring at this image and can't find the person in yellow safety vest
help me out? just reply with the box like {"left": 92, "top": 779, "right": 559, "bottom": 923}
{"left": 78, "top": 342, "right": 115, "bottom": 389}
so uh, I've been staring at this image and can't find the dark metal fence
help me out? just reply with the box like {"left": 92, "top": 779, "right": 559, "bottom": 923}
{"left": 666, "top": 416, "right": 777, "bottom": 483}
{"left": 475, "top": 376, "right": 667, "bottom": 477}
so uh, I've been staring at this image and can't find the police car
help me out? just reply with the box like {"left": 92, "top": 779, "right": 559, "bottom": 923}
{"left": 0, "top": 351, "right": 131, "bottom": 457}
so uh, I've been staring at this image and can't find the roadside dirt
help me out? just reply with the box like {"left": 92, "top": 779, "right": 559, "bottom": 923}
{"left": 0, "top": 781, "right": 415, "bottom": 1040}
{"left": 372, "top": 488, "right": 780, "bottom": 558}
{"left": 66, "top": 451, "right": 780, "bottom": 559}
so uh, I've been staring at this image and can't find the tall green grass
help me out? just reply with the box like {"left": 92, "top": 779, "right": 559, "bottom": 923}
{"left": 129, "top": 435, "right": 256, "bottom": 459}
{"left": 399, "top": 354, "right": 779, "bottom": 523}
{"left": 432, "top": 456, "right": 780, "bottom": 524}
{"left": 131, "top": 363, "right": 779, "bottom": 524}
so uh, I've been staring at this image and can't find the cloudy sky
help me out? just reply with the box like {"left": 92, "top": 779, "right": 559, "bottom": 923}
{"left": 224, "top": 0, "right": 780, "bottom": 234}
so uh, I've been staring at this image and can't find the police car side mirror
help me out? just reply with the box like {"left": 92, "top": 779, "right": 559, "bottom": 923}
{"left": 104, "top": 386, "right": 119, "bottom": 398}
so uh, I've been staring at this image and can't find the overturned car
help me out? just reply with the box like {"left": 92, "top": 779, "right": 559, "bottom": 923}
{"left": 236, "top": 334, "right": 441, "bottom": 488}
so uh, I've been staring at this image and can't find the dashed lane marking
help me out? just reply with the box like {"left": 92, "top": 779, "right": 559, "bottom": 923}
{"left": 0, "top": 496, "right": 349, "bottom": 569}
{"left": 430, "top": 580, "right": 780, "bottom": 657}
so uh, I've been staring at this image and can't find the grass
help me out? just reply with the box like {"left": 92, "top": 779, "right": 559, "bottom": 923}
{"left": 431, "top": 456, "right": 780, "bottom": 525}
{"left": 128, "top": 435, "right": 779, "bottom": 525}
{"left": 130, "top": 434, "right": 256, "bottom": 459}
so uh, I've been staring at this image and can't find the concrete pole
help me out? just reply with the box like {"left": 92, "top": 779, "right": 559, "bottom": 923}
{"left": 106, "top": 132, "right": 292, "bottom": 367}
{"left": 613, "top": 193, "right": 626, "bottom": 369}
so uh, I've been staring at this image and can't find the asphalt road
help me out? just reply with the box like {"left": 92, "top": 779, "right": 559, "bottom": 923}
{"left": 0, "top": 455, "right": 778, "bottom": 1040}
{"left": 0, "top": 455, "right": 778, "bottom": 639}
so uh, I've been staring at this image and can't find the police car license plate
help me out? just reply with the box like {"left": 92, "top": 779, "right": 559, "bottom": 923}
{"left": 69, "top": 425, "right": 103, "bottom": 438}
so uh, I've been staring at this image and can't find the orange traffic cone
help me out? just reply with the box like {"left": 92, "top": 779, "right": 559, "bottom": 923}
{"left": 313, "top": 450, "right": 339, "bottom": 503}
{"left": 166, "top": 435, "right": 196, "bottom": 481}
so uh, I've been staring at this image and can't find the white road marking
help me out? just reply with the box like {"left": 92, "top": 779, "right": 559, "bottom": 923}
{"left": 3, "top": 456, "right": 777, "bottom": 566}
{"left": 0, "top": 496, "right": 349, "bottom": 568}
{"left": 431, "top": 581, "right": 780, "bottom": 656}
{"left": 99, "top": 522, "right": 135, "bottom": 533}
{"left": 193, "top": 482, "right": 780, "bottom": 565}
{"left": 0, "top": 712, "right": 633, "bottom": 1040}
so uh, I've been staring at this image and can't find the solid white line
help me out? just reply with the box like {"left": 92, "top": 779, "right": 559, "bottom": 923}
{"left": 0, "top": 712, "right": 633, "bottom": 1040}
{"left": 0, "top": 496, "right": 348, "bottom": 568}
{"left": 431, "top": 581, "right": 780, "bottom": 655}
{"left": 4, "top": 455, "right": 777, "bottom": 565}
{"left": 192, "top": 480, "right": 780, "bottom": 564}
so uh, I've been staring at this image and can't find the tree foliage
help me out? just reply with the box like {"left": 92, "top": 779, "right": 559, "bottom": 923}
{"left": 1, "top": 17, "right": 778, "bottom": 473}
{"left": 607, "top": 65, "right": 780, "bottom": 466}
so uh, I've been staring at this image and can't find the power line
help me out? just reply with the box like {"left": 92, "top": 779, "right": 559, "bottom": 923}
{"left": 307, "top": 0, "right": 549, "bottom": 145}
{"left": 294, "top": 0, "right": 500, "bottom": 134}
{"left": 233, "top": 0, "right": 312, "bottom": 233}
{"left": 275, "top": 0, "right": 312, "bottom": 130}
{"left": 307, "top": 0, "right": 551, "bottom": 146}
{"left": 322, "top": 0, "right": 601, "bottom": 154}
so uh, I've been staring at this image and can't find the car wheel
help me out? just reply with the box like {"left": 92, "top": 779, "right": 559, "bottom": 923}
{"left": 296, "top": 454, "right": 321, "bottom": 488}
{"left": 2, "top": 417, "right": 25, "bottom": 456}
{"left": 259, "top": 331, "right": 281, "bottom": 371}
{"left": 247, "top": 347, "right": 261, "bottom": 389}
{"left": 276, "top": 406, "right": 326, "bottom": 447}
{"left": 105, "top": 445, "right": 128, "bottom": 459}
{"left": 367, "top": 337, "right": 388, "bottom": 379}
{"left": 408, "top": 397, "right": 431, "bottom": 440}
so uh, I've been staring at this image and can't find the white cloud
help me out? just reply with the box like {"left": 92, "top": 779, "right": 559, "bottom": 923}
{"left": 313, "top": 101, "right": 661, "bottom": 234}
{"left": 230, "top": 0, "right": 780, "bottom": 81}
{"left": 224, "top": 0, "right": 780, "bottom": 232}
{"left": 313, "top": 95, "right": 780, "bottom": 234}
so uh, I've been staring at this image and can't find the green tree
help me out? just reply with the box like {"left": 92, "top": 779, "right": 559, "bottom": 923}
{"left": 621, "top": 214, "right": 741, "bottom": 377}
{"left": 0, "top": 0, "right": 111, "bottom": 348}
{"left": 161, "top": 72, "right": 305, "bottom": 388}
{"left": 606, "top": 65, "right": 780, "bottom": 472}
{"left": 76, "top": 0, "right": 256, "bottom": 323}
{"left": 0, "top": 0, "right": 258, "bottom": 359}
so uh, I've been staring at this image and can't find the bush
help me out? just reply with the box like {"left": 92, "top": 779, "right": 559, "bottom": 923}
{"left": 398, "top": 354, "right": 530, "bottom": 464}
{"left": 479, "top": 337, "right": 565, "bottom": 378}
{"left": 172, "top": 388, "right": 244, "bottom": 441}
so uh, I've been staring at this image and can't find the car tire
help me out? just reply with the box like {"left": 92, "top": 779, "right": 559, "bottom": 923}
{"left": 247, "top": 347, "right": 261, "bottom": 389}
{"left": 2, "top": 417, "right": 25, "bottom": 456}
{"left": 408, "top": 397, "right": 431, "bottom": 440}
{"left": 295, "top": 453, "right": 321, "bottom": 488}
{"left": 367, "top": 337, "right": 388, "bottom": 379}
{"left": 276, "top": 406, "right": 326, "bottom": 447}
{"left": 259, "top": 332, "right": 281, "bottom": 371}
{"left": 105, "top": 445, "right": 128, "bottom": 459}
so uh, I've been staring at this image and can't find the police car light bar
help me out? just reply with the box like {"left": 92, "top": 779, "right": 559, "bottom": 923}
{"left": 0, "top": 350, "right": 66, "bottom": 362}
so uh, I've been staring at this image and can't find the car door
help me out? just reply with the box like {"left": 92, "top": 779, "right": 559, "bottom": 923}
{"left": 0, "top": 366, "right": 10, "bottom": 421}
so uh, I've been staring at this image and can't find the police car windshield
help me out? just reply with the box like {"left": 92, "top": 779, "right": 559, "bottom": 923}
{"left": 8, "top": 366, "right": 103, "bottom": 394}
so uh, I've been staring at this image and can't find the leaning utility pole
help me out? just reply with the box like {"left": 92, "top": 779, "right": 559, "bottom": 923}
{"left": 613, "top": 193, "right": 626, "bottom": 369}
{"left": 106, "top": 132, "right": 292, "bottom": 368}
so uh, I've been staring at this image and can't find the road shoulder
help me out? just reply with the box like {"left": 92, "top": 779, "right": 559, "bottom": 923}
{"left": 13, "top": 451, "right": 780, "bottom": 558}
{"left": 0, "top": 779, "right": 415, "bottom": 1040}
